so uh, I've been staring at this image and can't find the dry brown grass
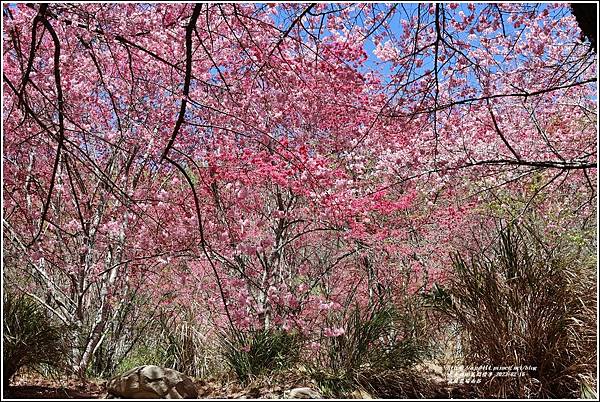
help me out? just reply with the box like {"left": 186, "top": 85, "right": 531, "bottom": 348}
{"left": 435, "top": 222, "right": 597, "bottom": 398}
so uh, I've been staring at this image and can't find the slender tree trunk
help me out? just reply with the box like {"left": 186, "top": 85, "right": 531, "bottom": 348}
{"left": 75, "top": 307, "right": 109, "bottom": 378}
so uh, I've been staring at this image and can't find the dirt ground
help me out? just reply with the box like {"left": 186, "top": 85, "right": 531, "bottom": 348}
{"left": 4, "top": 373, "right": 106, "bottom": 399}
{"left": 3, "top": 369, "right": 474, "bottom": 399}
{"left": 3, "top": 371, "right": 300, "bottom": 399}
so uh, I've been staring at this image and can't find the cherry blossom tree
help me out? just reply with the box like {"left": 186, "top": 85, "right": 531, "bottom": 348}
{"left": 2, "top": 3, "right": 596, "bottom": 376}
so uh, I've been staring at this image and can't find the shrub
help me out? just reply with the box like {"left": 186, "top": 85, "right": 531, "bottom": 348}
{"left": 161, "top": 319, "right": 199, "bottom": 376}
{"left": 112, "top": 345, "right": 165, "bottom": 376}
{"left": 88, "top": 291, "right": 164, "bottom": 379}
{"left": 220, "top": 328, "right": 300, "bottom": 382}
{"left": 158, "top": 307, "right": 222, "bottom": 378}
{"left": 3, "top": 292, "right": 69, "bottom": 387}
{"left": 324, "top": 303, "right": 424, "bottom": 372}
{"left": 311, "top": 301, "right": 431, "bottom": 397}
{"left": 434, "top": 221, "right": 597, "bottom": 398}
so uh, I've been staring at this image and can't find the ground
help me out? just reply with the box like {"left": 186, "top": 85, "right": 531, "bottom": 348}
{"left": 4, "top": 368, "right": 475, "bottom": 399}
{"left": 4, "top": 370, "right": 313, "bottom": 399}
{"left": 4, "top": 372, "right": 105, "bottom": 399}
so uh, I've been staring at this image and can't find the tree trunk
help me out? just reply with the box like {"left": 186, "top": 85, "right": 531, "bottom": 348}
{"left": 75, "top": 316, "right": 108, "bottom": 378}
{"left": 571, "top": 3, "right": 597, "bottom": 52}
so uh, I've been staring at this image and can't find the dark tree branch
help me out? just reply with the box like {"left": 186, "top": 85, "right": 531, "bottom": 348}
{"left": 464, "top": 159, "right": 596, "bottom": 170}
{"left": 252, "top": 4, "right": 316, "bottom": 80}
{"left": 161, "top": 4, "right": 202, "bottom": 162}
{"left": 29, "top": 14, "right": 66, "bottom": 247}
{"left": 163, "top": 154, "right": 235, "bottom": 330}
{"left": 571, "top": 3, "right": 597, "bottom": 52}
{"left": 405, "top": 78, "right": 597, "bottom": 116}
{"left": 486, "top": 99, "right": 521, "bottom": 161}
{"left": 19, "top": 4, "right": 48, "bottom": 107}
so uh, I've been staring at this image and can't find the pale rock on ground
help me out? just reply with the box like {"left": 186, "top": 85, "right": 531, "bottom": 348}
{"left": 283, "top": 387, "right": 322, "bottom": 399}
{"left": 106, "top": 365, "right": 198, "bottom": 399}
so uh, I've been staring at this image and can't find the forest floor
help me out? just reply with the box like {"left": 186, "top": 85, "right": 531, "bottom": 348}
{"left": 4, "top": 367, "right": 476, "bottom": 399}
{"left": 4, "top": 372, "right": 295, "bottom": 399}
{"left": 3, "top": 373, "right": 294, "bottom": 399}
{"left": 4, "top": 372, "right": 105, "bottom": 399}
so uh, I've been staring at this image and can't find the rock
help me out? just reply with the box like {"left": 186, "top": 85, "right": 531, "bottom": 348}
{"left": 106, "top": 365, "right": 198, "bottom": 399}
{"left": 284, "top": 387, "right": 322, "bottom": 399}
{"left": 350, "top": 389, "right": 373, "bottom": 399}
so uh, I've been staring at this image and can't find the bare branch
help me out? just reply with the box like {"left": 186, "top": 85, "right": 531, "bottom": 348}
{"left": 161, "top": 4, "right": 203, "bottom": 161}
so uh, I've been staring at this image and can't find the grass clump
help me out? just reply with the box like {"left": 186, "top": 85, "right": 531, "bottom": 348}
{"left": 435, "top": 221, "right": 596, "bottom": 398}
{"left": 311, "top": 301, "right": 433, "bottom": 398}
{"left": 3, "top": 292, "right": 69, "bottom": 387}
{"left": 220, "top": 328, "right": 300, "bottom": 383}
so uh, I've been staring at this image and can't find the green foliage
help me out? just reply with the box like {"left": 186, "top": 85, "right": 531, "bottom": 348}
{"left": 113, "top": 346, "right": 165, "bottom": 376}
{"left": 3, "top": 292, "right": 69, "bottom": 387}
{"left": 161, "top": 323, "right": 198, "bottom": 376}
{"left": 90, "top": 302, "right": 220, "bottom": 379}
{"left": 312, "top": 301, "right": 430, "bottom": 397}
{"left": 158, "top": 307, "right": 219, "bottom": 378}
{"left": 220, "top": 328, "right": 300, "bottom": 382}
{"left": 327, "top": 303, "right": 424, "bottom": 373}
{"left": 580, "top": 376, "right": 598, "bottom": 399}
{"left": 86, "top": 290, "right": 166, "bottom": 379}
{"left": 435, "top": 221, "right": 597, "bottom": 398}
